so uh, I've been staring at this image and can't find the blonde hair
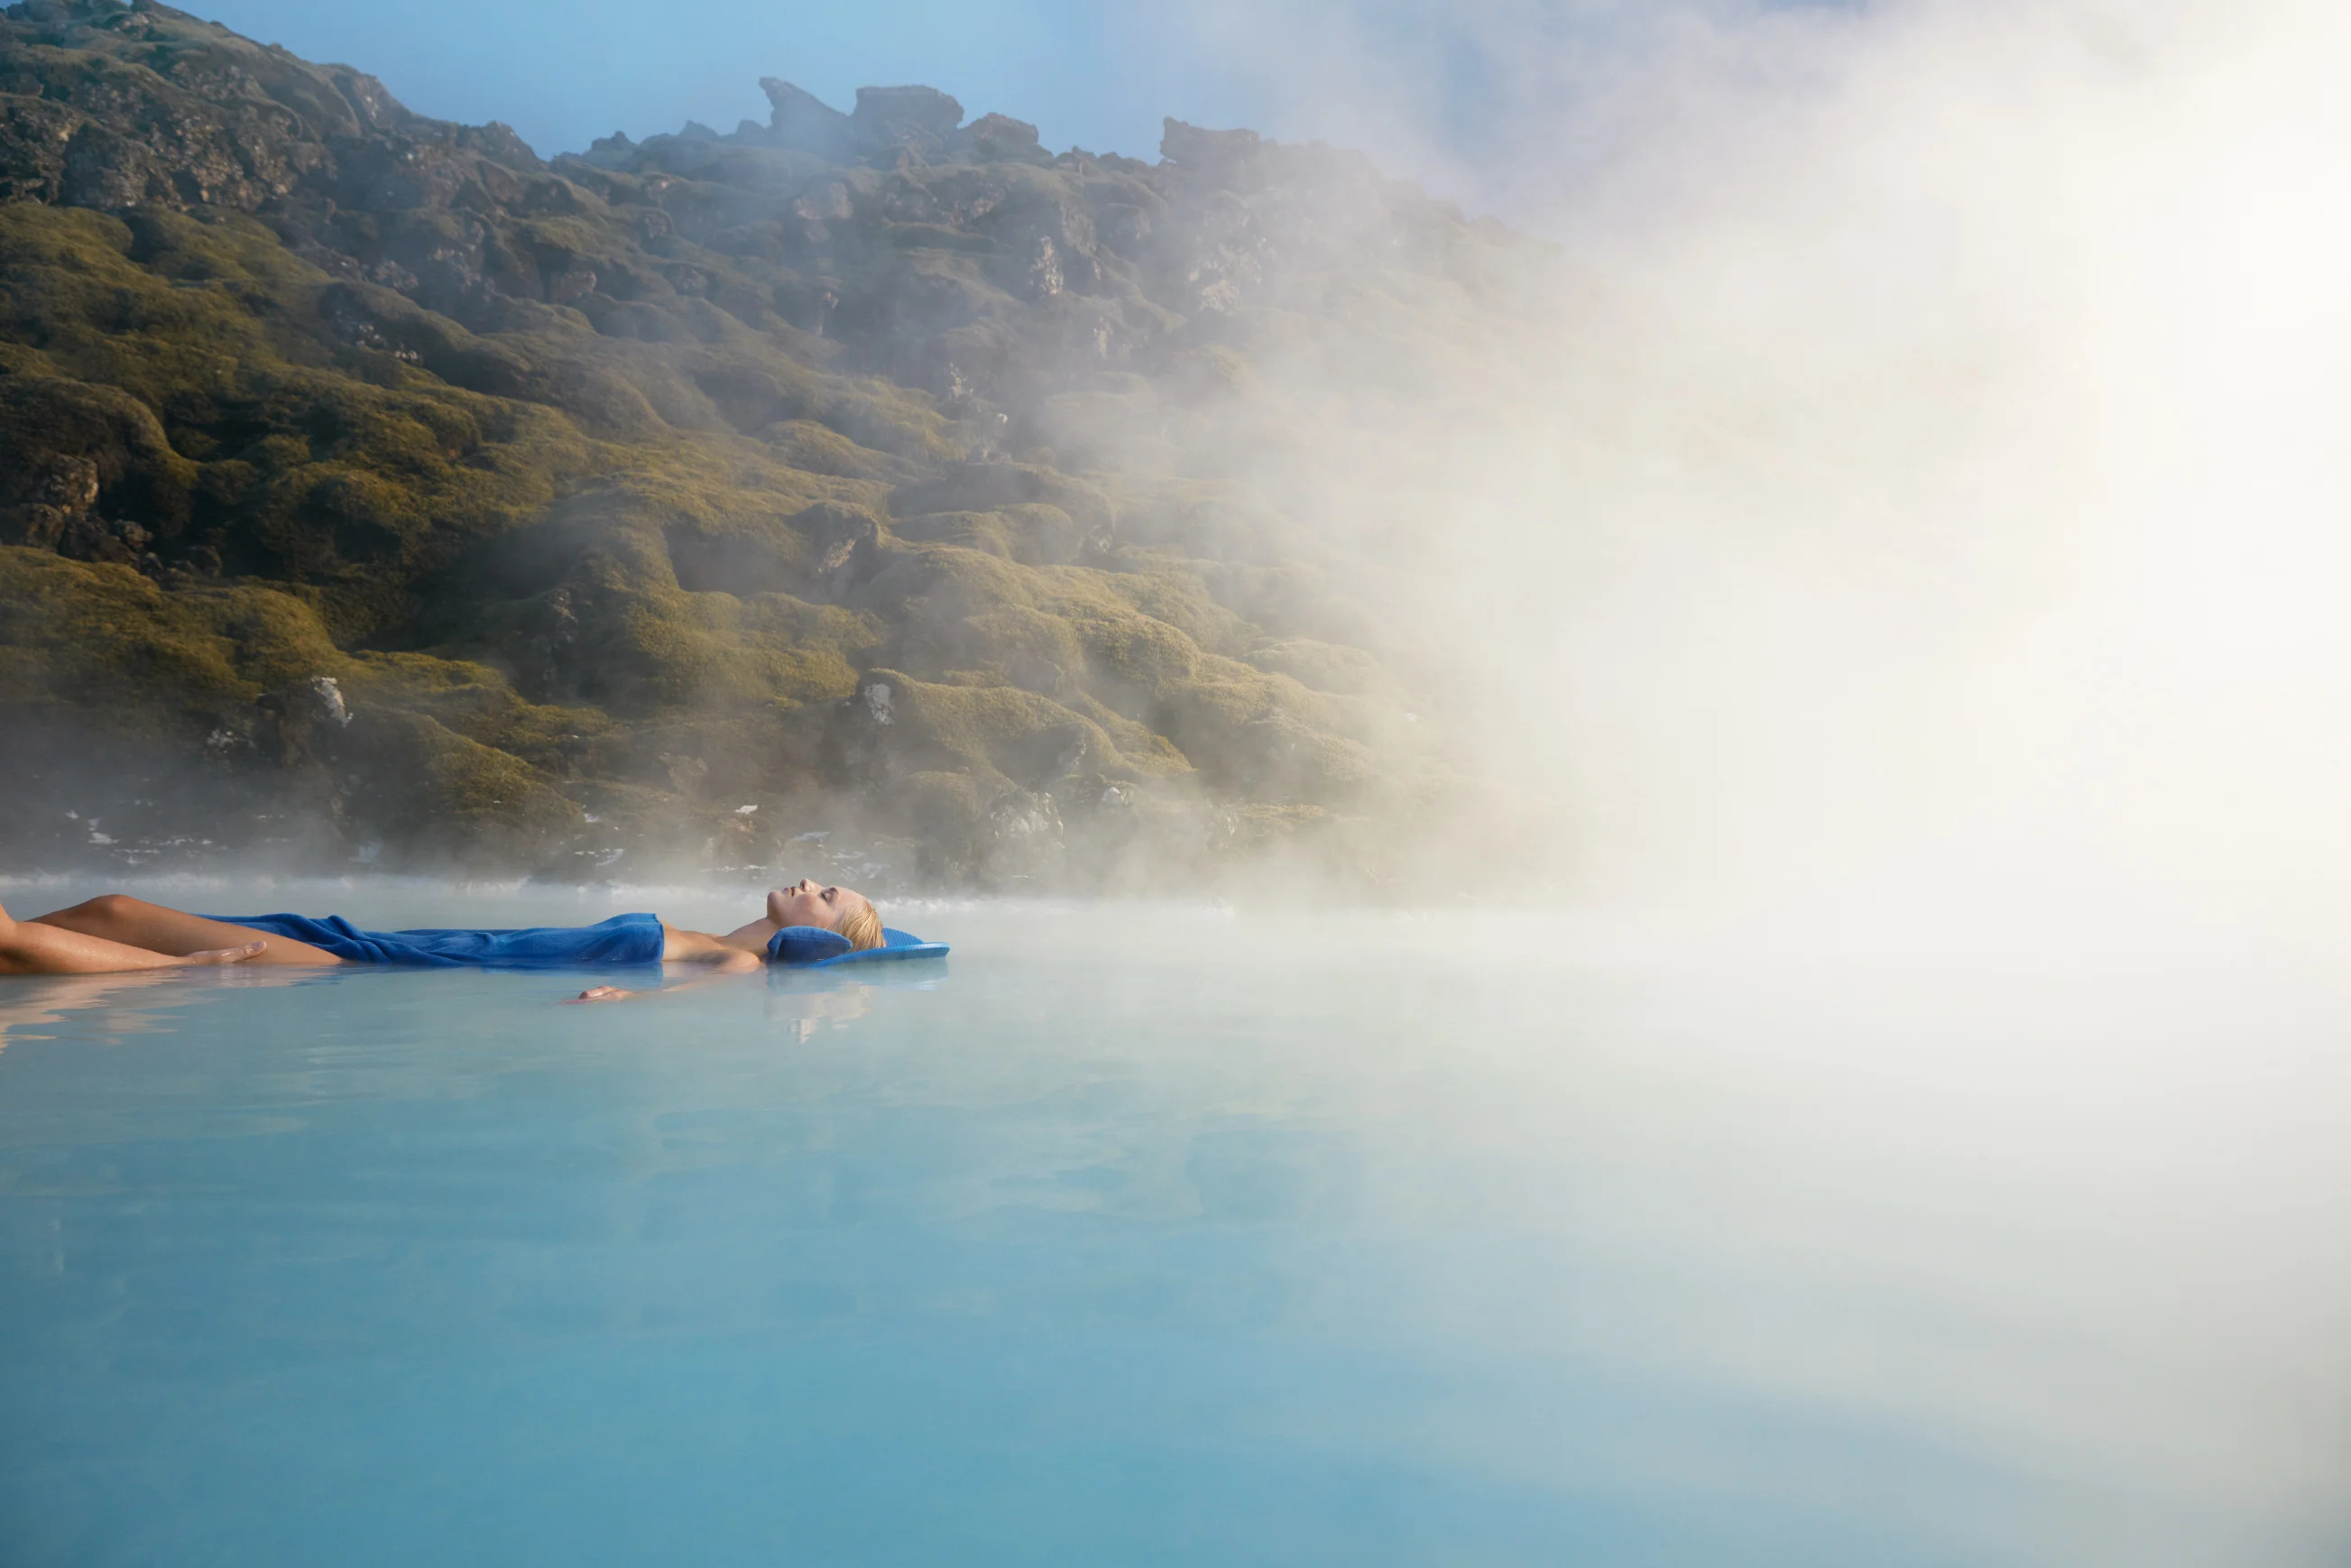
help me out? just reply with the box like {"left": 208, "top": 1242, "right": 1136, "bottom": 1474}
{"left": 834, "top": 899, "right": 884, "bottom": 951}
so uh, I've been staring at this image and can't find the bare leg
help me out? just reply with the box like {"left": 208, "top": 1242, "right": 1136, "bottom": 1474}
{"left": 29, "top": 895, "right": 345, "bottom": 966}
{"left": 0, "top": 899, "right": 264, "bottom": 975}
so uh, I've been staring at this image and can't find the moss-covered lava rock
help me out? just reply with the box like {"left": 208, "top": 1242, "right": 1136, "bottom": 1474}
{"left": 0, "top": 0, "right": 1539, "bottom": 888}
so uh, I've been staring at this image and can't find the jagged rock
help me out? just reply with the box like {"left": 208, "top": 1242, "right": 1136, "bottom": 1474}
{"left": 957, "top": 112, "right": 1048, "bottom": 165}
{"left": 52, "top": 514, "right": 149, "bottom": 565}
{"left": 580, "top": 130, "right": 637, "bottom": 170}
{"left": 852, "top": 85, "right": 963, "bottom": 155}
{"left": 788, "top": 502, "right": 880, "bottom": 590}
{"left": 254, "top": 674, "right": 351, "bottom": 769}
{"left": 760, "top": 78, "right": 854, "bottom": 158}
{"left": 1160, "top": 119, "right": 1265, "bottom": 185}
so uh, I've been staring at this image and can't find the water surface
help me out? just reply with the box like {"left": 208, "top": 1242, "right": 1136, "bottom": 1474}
{"left": 1, "top": 881, "right": 2345, "bottom": 1566}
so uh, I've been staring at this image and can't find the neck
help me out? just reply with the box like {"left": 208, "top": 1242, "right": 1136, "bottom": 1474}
{"left": 718, "top": 915, "right": 781, "bottom": 954}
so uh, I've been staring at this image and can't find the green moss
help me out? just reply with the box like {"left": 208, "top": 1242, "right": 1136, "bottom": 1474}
{"left": 0, "top": 545, "right": 349, "bottom": 714}
{"left": 760, "top": 419, "right": 901, "bottom": 480}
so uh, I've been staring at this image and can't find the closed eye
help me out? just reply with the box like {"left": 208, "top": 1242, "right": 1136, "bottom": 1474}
{"left": 823, "top": 888, "right": 835, "bottom": 902}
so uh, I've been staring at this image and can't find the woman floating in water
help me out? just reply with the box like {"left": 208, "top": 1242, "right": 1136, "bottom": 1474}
{"left": 0, "top": 881, "right": 883, "bottom": 995}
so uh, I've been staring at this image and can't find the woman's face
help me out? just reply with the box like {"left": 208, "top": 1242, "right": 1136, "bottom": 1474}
{"left": 768, "top": 880, "right": 871, "bottom": 930}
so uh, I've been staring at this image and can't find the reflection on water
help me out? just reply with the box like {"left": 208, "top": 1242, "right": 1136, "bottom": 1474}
{"left": 0, "top": 885, "right": 2346, "bottom": 1568}
{"left": 762, "top": 966, "right": 915, "bottom": 1042}
{"left": 0, "top": 965, "right": 318, "bottom": 1049}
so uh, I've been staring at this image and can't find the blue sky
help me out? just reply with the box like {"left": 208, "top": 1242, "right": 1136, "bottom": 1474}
{"left": 188, "top": 0, "right": 1295, "bottom": 165}
{"left": 182, "top": 0, "right": 1827, "bottom": 226}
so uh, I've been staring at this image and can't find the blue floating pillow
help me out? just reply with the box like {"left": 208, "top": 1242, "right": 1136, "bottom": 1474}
{"left": 768, "top": 925, "right": 853, "bottom": 964}
{"left": 765, "top": 925, "right": 952, "bottom": 967}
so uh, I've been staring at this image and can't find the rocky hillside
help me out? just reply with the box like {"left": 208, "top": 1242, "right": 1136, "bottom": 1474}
{"left": 0, "top": 0, "right": 1541, "bottom": 890}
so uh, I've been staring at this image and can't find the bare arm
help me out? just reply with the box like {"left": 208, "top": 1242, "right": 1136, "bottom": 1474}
{"left": 569, "top": 925, "right": 763, "bottom": 1002}
{"left": 567, "top": 964, "right": 760, "bottom": 1004}
{"left": 0, "top": 900, "right": 263, "bottom": 975}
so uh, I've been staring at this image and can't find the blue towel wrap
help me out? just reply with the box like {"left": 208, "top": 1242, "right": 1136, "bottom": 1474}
{"left": 203, "top": 912, "right": 667, "bottom": 969}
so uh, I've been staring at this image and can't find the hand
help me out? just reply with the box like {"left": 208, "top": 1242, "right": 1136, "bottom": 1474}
{"left": 183, "top": 941, "right": 267, "bottom": 966}
{"left": 568, "top": 985, "right": 633, "bottom": 1004}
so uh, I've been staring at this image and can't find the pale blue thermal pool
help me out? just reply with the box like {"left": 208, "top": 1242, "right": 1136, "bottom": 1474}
{"left": 1, "top": 881, "right": 2346, "bottom": 1567}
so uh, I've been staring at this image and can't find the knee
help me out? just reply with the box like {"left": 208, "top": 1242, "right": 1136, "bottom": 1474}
{"left": 69, "top": 893, "right": 146, "bottom": 922}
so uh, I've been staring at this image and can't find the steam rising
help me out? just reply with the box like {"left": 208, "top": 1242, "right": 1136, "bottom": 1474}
{"left": 6, "top": 0, "right": 2347, "bottom": 918}
{"left": 1176, "top": 0, "right": 2351, "bottom": 922}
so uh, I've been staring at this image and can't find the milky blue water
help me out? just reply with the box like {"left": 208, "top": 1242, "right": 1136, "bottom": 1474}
{"left": 2, "top": 882, "right": 2346, "bottom": 1567}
